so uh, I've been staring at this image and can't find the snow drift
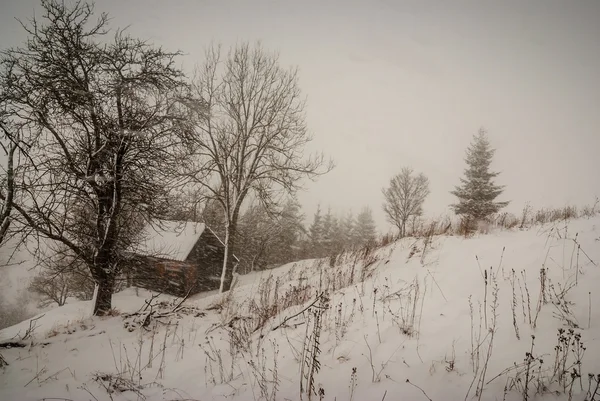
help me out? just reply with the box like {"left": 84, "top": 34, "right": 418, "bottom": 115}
{"left": 1, "top": 217, "right": 599, "bottom": 401}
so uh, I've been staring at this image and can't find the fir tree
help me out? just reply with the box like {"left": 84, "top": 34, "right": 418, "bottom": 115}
{"left": 451, "top": 128, "right": 509, "bottom": 221}
{"left": 354, "top": 207, "right": 377, "bottom": 246}
{"left": 321, "top": 207, "right": 334, "bottom": 256}
{"left": 276, "top": 199, "right": 306, "bottom": 262}
{"left": 235, "top": 204, "right": 273, "bottom": 272}
{"left": 322, "top": 211, "right": 345, "bottom": 256}
{"left": 235, "top": 198, "right": 305, "bottom": 272}
{"left": 309, "top": 205, "right": 324, "bottom": 256}
{"left": 330, "top": 215, "right": 344, "bottom": 254}
{"left": 342, "top": 212, "right": 356, "bottom": 249}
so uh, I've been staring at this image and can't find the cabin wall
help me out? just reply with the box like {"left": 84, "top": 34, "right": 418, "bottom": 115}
{"left": 127, "top": 227, "right": 237, "bottom": 296}
{"left": 130, "top": 256, "right": 198, "bottom": 297}
{"left": 186, "top": 231, "right": 236, "bottom": 292}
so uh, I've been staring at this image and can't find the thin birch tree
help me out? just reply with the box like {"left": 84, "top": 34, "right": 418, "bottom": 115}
{"left": 184, "top": 43, "right": 332, "bottom": 292}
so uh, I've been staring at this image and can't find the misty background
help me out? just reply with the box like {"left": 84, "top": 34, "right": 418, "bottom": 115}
{"left": 1, "top": 0, "right": 598, "bottom": 230}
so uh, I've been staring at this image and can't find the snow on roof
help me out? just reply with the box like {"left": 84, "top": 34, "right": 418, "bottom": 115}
{"left": 132, "top": 219, "right": 206, "bottom": 262}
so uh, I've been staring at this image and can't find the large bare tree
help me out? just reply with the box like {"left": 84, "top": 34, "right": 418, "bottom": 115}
{"left": 382, "top": 167, "right": 430, "bottom": 237}
{"left": 184, "top": 43, "right": 332, "bottom": 292}
{"left": 0, "top": 0, "right": 189, "bottom": 315}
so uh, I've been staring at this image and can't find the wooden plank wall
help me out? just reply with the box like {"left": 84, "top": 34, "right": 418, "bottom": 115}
{"left": 131, "top": 257, "right": 199, "bottom": 297}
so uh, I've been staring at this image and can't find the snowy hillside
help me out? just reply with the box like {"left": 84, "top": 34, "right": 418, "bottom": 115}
{"left": 1, "top": 217, "right": 599, "bottom": 401}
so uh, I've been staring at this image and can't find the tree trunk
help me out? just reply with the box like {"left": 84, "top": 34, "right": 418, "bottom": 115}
{"left": 219, "top": 204, "right": 241, "bottom": 293}
{"left": 0, "top": 141, "right": 16, "bottom": 245}
{"left": 126, "top": 269, "right": 132, "bottom": 288}
{"left": 219, "top": 226, "right": 232, "bottom": 293}
{"left": 92, "top": 270, "right": 115, "bottom": 316}
{"left": 250, "top": 254, "right": 258, "bottom": 273}
{"left": 59, "top": 283, "right": 67, "bottom": 306}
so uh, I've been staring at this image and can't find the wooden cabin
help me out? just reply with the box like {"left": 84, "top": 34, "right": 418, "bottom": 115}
{"left": 127, "top": 220, "right": 238, "bottom": 297}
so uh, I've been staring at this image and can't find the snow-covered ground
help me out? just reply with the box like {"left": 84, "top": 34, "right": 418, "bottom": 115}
{"left": 1, "top": 217, "right": 599, "bottom": 401}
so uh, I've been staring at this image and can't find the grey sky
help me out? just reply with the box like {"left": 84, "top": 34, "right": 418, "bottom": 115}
{"left": 1, "top": 0, "right": 599, "bottom": 231}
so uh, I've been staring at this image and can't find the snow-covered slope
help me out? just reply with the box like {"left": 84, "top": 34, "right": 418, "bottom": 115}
{"left": 1, "top": 217, "right": 599, "bottom": 401}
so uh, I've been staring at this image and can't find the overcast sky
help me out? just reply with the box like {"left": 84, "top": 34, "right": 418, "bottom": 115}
{"left": 1, "top": 0, "right": 599, "bottom": 231}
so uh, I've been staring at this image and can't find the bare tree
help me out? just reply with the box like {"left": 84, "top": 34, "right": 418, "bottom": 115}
{"left": 382, "top": 167, "right": 430, "bottom": 237}
{"left": 0, "top": 0, "right": 189, "bottom": 315}
{"left": 29, "top": 245, "right": 95, "bottom": 307}
{"left": 183, "top": 43, "right": 332, "bottom": 292}
{"left": 29, "top": 269, "right": 69, "bottom": 307}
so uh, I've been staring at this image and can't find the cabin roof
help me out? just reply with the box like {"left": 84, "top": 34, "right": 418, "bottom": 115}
{"left": 130, "top": 219, "right": 239, "bottom": 263}
{"left": 131, "top": 219, "right": 206, "bottom": 262}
